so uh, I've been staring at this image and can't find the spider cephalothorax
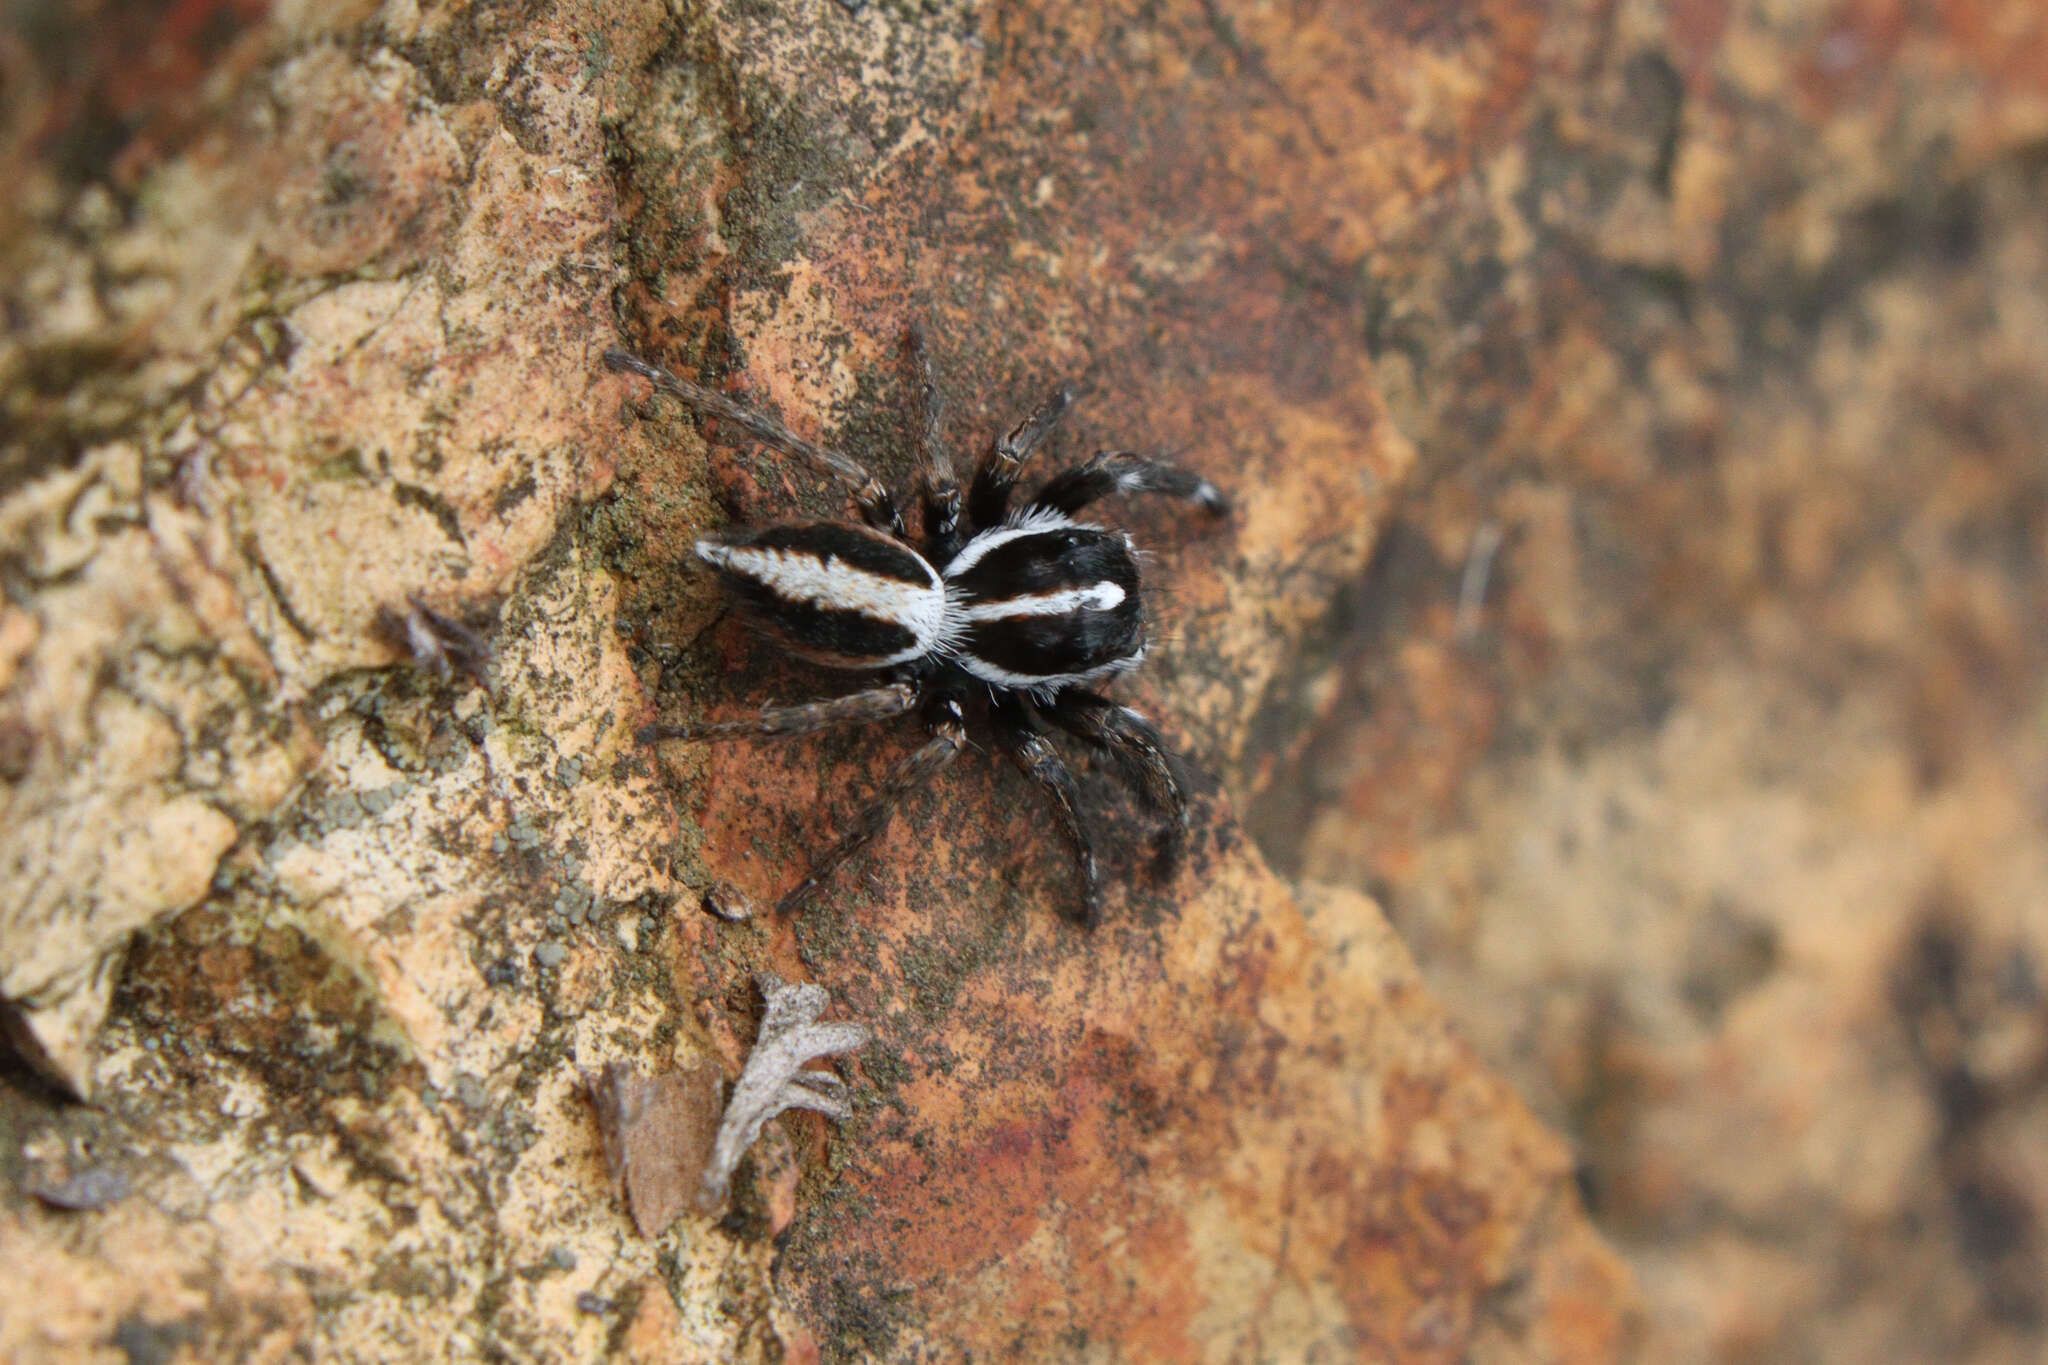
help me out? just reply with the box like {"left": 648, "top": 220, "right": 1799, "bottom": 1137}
{"left": 607, "top": 333, "right": 1227, "bottom": 926}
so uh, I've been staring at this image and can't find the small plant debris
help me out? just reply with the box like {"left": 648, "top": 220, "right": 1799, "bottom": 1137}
{"left": 585, "top": 976, "right": 871, "bottom": 1231}
{"left": 374, "top": 593, "right": 494, "bottom": 689}
{"left": 585, "top": 1061, "right": 721, "bottom": 1237}
{"left": 701, "top": 881, "right": 755, "bottom": 922}
{"left": 699, "top": 972, "right": 871, "bottom": 1214}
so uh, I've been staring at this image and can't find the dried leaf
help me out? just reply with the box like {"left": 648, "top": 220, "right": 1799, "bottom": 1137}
{"left": 585, "top": 1060, "right": 721, "bottom": 1237}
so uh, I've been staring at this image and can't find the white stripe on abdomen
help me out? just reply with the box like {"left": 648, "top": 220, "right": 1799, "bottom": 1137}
{"left": 697, "top": 541, "right": 947, "bottom": 660}
{"left": 956, "top": 581, "right": 1127, "bottom": 622}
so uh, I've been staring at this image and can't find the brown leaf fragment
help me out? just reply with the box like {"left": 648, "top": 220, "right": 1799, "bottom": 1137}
{"left": 585, "top": 1060, "right": 721, "bottom": 1238}
{"left": 698, "top": 972, "right": 871, "bottom": 1215}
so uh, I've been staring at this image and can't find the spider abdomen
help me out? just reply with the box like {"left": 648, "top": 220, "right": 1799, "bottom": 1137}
{"left": 697, "top": 523, "right": 946, "bottom": 669}
{"left": 942, "top": 511, "right": 1145, "bottom": 690}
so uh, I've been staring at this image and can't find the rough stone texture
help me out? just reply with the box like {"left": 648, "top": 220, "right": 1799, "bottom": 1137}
{"left": 0, "top": 0, "right": 628, "bottom": 1095}
{"left": 1246, "top": 0, "right": 2048, "bottom": 1360}
{"left": 0, "top": 0, "right": 1719, "bottom": 1360}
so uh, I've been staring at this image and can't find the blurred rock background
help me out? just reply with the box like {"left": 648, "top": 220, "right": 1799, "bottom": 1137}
{"left": 1246, "top": 0, "right": 2048, "bottom": 1359}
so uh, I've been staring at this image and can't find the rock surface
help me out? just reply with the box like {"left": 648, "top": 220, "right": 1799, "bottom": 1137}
{"left": 0, "top": 0, "right": 1871, "bottom": 1359}
{"left": 1247, "top": 0, "right": 2048, "bottom": 1360}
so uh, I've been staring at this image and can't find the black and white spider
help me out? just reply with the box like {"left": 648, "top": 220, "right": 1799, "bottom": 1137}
{"left": 606, "top": 332, "right": 1227, "bottom": 927}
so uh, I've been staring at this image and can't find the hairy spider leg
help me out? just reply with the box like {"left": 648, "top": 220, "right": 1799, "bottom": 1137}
{"left": 1042, "top": 688, "right": 1190, "bottom": 862}
{"left": 967, "top": 382, "right": 1077, "bottom": 529}
{"left": 990, "top": 694, "right": 1100, "bottom": 927}
{"left": 775, "top": 697, "right": 968, "bottom": 914}
{"left": 637, "top": 684, "right": 918, "bottom": 744}
{"left": 1030, "top": 451, "right": 1231, "bottom": 518}
{"left": 904, "top": 327, "right": 966, "bottom": 564}
{"left": 605, "top": 347, "right": 906, "bottom": 536}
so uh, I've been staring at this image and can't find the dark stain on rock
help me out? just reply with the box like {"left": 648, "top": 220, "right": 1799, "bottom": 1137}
{"left": 1892, "top": 910, "right": 2048, "bottom": 1323}
{"left": 111, "top": 1312, "right": 197, "bottom": 1365}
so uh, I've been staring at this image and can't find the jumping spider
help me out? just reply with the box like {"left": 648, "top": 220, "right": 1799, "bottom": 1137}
{"left": 607, "top": 332, "right": 1228, "bottom": 926}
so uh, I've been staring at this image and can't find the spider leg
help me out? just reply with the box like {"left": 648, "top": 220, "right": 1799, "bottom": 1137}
{"left": 905, "top": 327, "right": 965, "bottom": 564}
{"left": 968, "top": 383, "right": 1076, "bottom": 528}
{"left": 1042, "top": 688, "right": 1190, "bottom": 863}
{"left": 639, "top": 684, "right": 917, "bottom": 744}
{"left": 1029, "top": 452, "right": 1230, "bottom": 518}
{"left": 990, "top": 696, "right": 1100, "bottom": 928}
{"left": 776, "top": 703, "right": 966, "bottom": 913}
{"left": 605, "top": 347, "right": 904, "bottom": 535}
